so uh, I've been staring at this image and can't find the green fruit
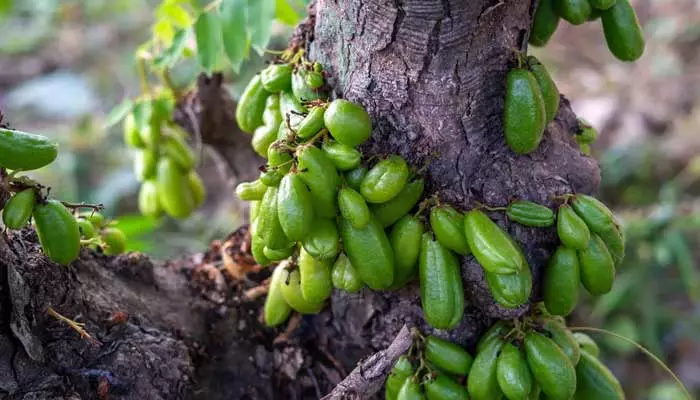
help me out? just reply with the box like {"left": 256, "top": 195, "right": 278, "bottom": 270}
{"left": 557, "top": 204, "right": 591, "bottom": 250}
{"left": 574, "top": 351, "right": 624, "bottom": 400}
{"left": 101, "top": 227, "right": 126, "bottom": 255}
{"left": 425, "top": 335, "right": 474, "bottom": 376}
{"left": 187, "top": 171, "right": 206, "bottom": 207}
{"left": 331, "top": 252, "right": 364, "bottom": 293}
{"left": 279, "top": 90, "right": 307, "bottom": 117}
{"left": 139, "top": 121, "right": 161, "bottom": 150}
{"left": 371, "top": 178, "right": 425, "bottom": 227}
{"left": 476, "top": 321, "right": 510, "bottom": 354}
{"left": 236, "top": 74, "right": 270, "bottom": 133}
{"left": 302, "top": 218, "right": 340, "bottom": 260}
{"left": 468, "top": 337, "right": 505, "bottom": 400}
{"left": 252, "top": 123, "right": 280, "bottom": 158}
{"left": 291, "top": 68, "right": 325, "bottom": 101}
{"left": 497, "top": 343, "right": 533, "bottom": 400}
{"left": 279, "top": 266, "right": 324, "bottom": 314}
{"left": 556, "top": 0, "right": 592, "bottom": 25}
{"left": 398, "top": 378, "right": 425, "bottom": 400}
{"left": 419, "top": 233, "right": 463, "bottom": 329}
{"left": 235, "top": 180, "right": 267, "bottom": 201}
{"left": 485, "top": 266, "right": 532, "bottom": 308}
{"left": 464, "top": 209, "right": 525, "bottom": 274}
{"left": 296, "top": 106, "right": 326, "bottom": 139}
{"left": 0, "top": 128, "right": 58, "bottom": 171}
{"left": 249, "top": 200, "right": 260, "bottom": 222}
{"left": 277, "top": 172, "right": 314, "bottom": 241}
{"left": 156, "top": 158, "right": 194, "bottom": 219}
{"left": 263, "top": 244, "right": 295, "bottom": 261}
{"left": 77, "top": 218, "right": 96, "bottom": 239}
{"left": 430, "top": 205, "right": 471, "bottom": 255}
{"left": 601, "top": 0, "right": 645, "bottom": 62}
{"left": 523, "top": 332, "right": 577, "bottom": 400}
{"left": 258, "top": 186, "right": 291, "bottom": 250}
{"left": 541, "top": 319, "right": 581, "bottom": 366}
{"left": 2, "top": 189, "right": 35, "bottom": 229}
{"left": 138, "top": 180, "right": 163, "bottom": 218}
{"left": 529, "top": 0, "right": 560, "bottom": 47}
{"left": 261, "top": 64, "right": 292, "bottom": 93}
{"left": 263, "top": 265, "right": 293, "bottom": 327}
{"left": 33, "top": 200, "right": 81, "bottom": 264}
{"left": 305, "top": 71, "right": 324, "bottom": 89}
{"left": 589, "top": 0, "right": 615, "bottom": 9}
{"left": 260, "top": 169, "right": 283, "bottom": 187}
{"left": 324, "top": 99, "right": 372, "bottom": 147}
{"left": 527, "top": 56, "right": 560, "bottom": 123}
{"left": 296, "top": 144, "right": 340, "bottom": 218}
{"left": 506, "top": 200, "right": 555, "bottom": 228}
{"left": 322, "top": 140, "right": 361, "bottom": 171}
{"left": 597, "top": 224, "right": 625, "bottom": 266}
{"left": 122, "top": 113, "right": 145, "bottom": 148}
{"left": 543, "top": 246, "right": 580, "bottom": 316}
{"left": 338, "top": 187, "right": 371, "bottom": 229}
{"left": 389, "top": 215, "right": 424, "bottom": 287}
{"left": 424, "top": 374, "right": 470, "bottom": 400}
{"left": 345, "top": 166, "right": 368, "bottom": 192}
{"left": 267, "top": 141, "right": 293, "bottom": 173}
{"left": 298, "top": 247, "right": 333, "bottom": 304}
{"left": 570, "top": 194, "right": 617, "bottom": 234}
{"left": 360, "top": 155, "right": 409, "bottom": 204}
{"left": 251, "top": 233, "right": 272, "bottom": 267}
{"left": 504, "top": 69, "right": 547, "bottom": 154}
{"left": 84, "top": 212, "right": 105, "bottom": 228}
{"left": 386, "top": 356, "right": 415, "bottom": 400}
{"left": 340, "top": 216, "right": 395, "bottom": 290}
{"left": 578, "top": 234, "right": 615, "bottom": 295}
{"left": 577, "top": 119, "right": 599, "bottom": 144}
{"left": 573, "top": 333, "right": 600, "bottom": 358}
{"left": 133, "top": 149, "right": 158, "bottom": 182}
{"left": 163, "top": 134, "right": 195, "bottom": 171}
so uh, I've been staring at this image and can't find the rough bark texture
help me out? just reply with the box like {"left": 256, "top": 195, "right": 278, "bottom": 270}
{"left": 0, "top": 1, "right": 600, "bottom": 399}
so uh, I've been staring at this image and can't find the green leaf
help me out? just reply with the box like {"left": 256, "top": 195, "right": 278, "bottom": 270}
{"left": 153, "top": 18, "right": 175, "bottom": 46}
{"left": 154, "top": 28, "right": 190, "bottom": 69}
{"left": 247, "top": 0, "right": 275, "bottom": 56}
{"left": 157, "top": 3, "right": 193, "bottom": 29}
{"left": 275, "top": 0, "right": 301, "bottom": 26}
{"left": 219, "top": 0, "right": 248, "bottom": 73}
{"left": 104, "top": 99, "right": 134, "bottom": 129}
{"left": 666, "top": 230, "right": 700, "bottom": 302}
{"left": 112, "top": 214, "right": 161, "bottom": 237}
{"left": 0, "top": 0, "right": 12, "bottom": 19}
{"left": 194, "top": 9, "right": 223, "bottom": 73}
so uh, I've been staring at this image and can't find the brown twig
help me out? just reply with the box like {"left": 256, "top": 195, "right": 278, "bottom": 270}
{"left": 46, "top": 306, "right": 102, "bottom": 346}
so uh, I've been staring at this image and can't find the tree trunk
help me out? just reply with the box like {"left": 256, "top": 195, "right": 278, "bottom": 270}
{"left": 0, "top": 1, "right": 600, "bottom": 399}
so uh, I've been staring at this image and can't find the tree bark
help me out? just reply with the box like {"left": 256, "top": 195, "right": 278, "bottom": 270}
{"left": 0, "top": 1, "right": 601, "bottom": 399}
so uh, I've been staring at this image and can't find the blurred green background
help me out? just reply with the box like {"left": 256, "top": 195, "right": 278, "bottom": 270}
{"left": 0, "top": 0, "right": 698, "bottom": 398}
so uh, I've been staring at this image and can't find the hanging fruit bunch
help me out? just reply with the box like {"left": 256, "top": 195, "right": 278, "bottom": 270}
{"left": 1, "top": 128, "right": 127, "bottom": 265}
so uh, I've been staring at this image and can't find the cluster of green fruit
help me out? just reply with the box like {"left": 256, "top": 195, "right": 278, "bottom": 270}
{"left": 531, "top": 0, "right": 645, "bottom": 62}
{"left": 387, "top": 316, "right": 622, "bottom": 400}
{"left": 0, "top": 128, "right": 126, "bottom": 264}
{"left": 121, "top": 95, "right": 206, "bottom": 219}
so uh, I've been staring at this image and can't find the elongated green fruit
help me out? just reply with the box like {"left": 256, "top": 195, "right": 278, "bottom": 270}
{"left": 524, "top": 332, "right": 577, "bottom": 400}
{"left": 360, "top": 155, "right": 409, "bottom": 203}
{"left": 77, "top": 218, "right": 96, "bottom": 239}
{"left": 597, "top": 223, "right": 625, "bottom": 266}
{"left": 324, "top": 99, "right": 372, "bottom": 147}
{"left": 448, "top": 253, "right": 465, "bottom": 328}
{"left": 419, "top": 234, "right": 460, "bottom": 329}
{"left": 188, "top": 171, "right": 206, "bottom": 208}
{"left": 297, "top": 144, "right": 339, "bottom": 218}
{"left": 133, "top": 149, "right": 158, "bottom": 182}
{"left": 543, "top": 246, "right": 580, "bottom": 316}
{"left": 331, "top": 253, "right": 364, "bottom": 293}
{"left": 2, "top": 189, "right": 35, "bottom": 229}
{"left": 302, "top": 218, "right": 340, "bottom": 260}
{"left": 280, "top": 90, "right": 306, "bottom": 117}
{"left": 122, "top": 113, "right": 145, "bottom": 148}
{"left": 574, "top": 351, "right": 624, "bottom": 400}
{"left": 322, "top": 140, "right": 361, "bottom": 171}
{"left": 601, "top": 0, "right": 645, "bottom": 62}
{"left": 138, "top": 180, "right": 163, "bottom": 218}
{"left": 279, "top": 266, "right": 324, "bottom": 314}
{"left": 476, "top": 321, "right": 510, "bottom": 353}
{"left": 485, "top": 266, "right": 532, "bottom": 308}
{"left": 506, "top": 200, "right": 555, "bottom": 228}
{"left": 578, "top": 234, "right": 615, "bottom": 295}
{"left": 425, "top": 335, "right": 473, "bottom": 376}
{"left": 263, "top": 244, "right": 295, "bottom": 261}
{"left": 291, "top": 68, "right": 326, "bottom": 102}
{"left": 497, "top": 343, "right": 533, "bottom": 400}
{"left": 371, "top": 178, "right": 425, "bottom": 228}
{"left": 557, "top": 204, "right": 591, "bottom": 250}
{"left": 33, "top": 200, "right": 80, "bottom": 265}
{"left": 397, "top": 378, "right": 425, "bottom": 400}
{"left": 101, "top": 227, "right": 126, "bottom": 255}
{"left": 345, "top": 166, "right": 368, "bottom": 192}
{"left": 572, "top": 333, "right": 600, "bottom": 358}
{"left": 235, "top": 180, "right": 267, "bottom": 201}
{"left": 424, "top": 374, "right": 470, "bottom": 400}
{"left": 277, "top": 172, "right": 314, "bottom": 241}
{"left": 390, "top": 215, "right": 424, "bottom": 287}
{"left": 156, "top": 158, "right": 194, "bottom": 219}
{"left": 163, "top": 134, "right": 195, "bottom": 171}
{"left": 464, "top": 209, "right": 524, "bottom": 274}
{"left": 430, "top": 205, "right": 471, "bottom": 255}
{"left": 264, "top": 266, "right": 292, "bottom": 327}
{"left": 251, "top": 233, "right": 272, "bottom": 267}
{"left": 386, "top": 356, "right": 415, "bottom": 400}
{"left": 261, "top": 64, "right": 292, "bottom": 93}
{"left": 298, "top": 247, "right": 333, "bottom": 304}
{"left": 296, "top": 107, "right": 326, "bottom": 139}
{"left": 468, "top": 337, "right": 505, "bottom": 400}
{"left": 252, "top": 96, "right": 282, "bottom": 157}
{"left": 527, "top": 56, "right": 560, "bottom": 123}
{"left": 504, "top": 69, "right": 547, "bottom": 154}
{"left": 235, "top": 74, "right": 270, "bottom": 133}
{"left": 571, "top": 194, "right": 617, "bottom": 233}
{"left": 338, "top": 186, "right": 371, "bottom": 228}
{"left": 258, "top": 186, "right": 291, "bottom": 250}
{"left": 340, "top": 216, "right": 395, "bottom": 290}
{"left": 557, "top": 0, "right": 592, "bottom": 25}
{"left": 541, "top": 319, "right": 581, "bottom": 366}
{"left": 590, "top": 0, "right": 615, "bottom": 10}
{"left": 0, "top": 128, "right": 58, "bottom": 171}
{"left": 529, "top": 0, "right": 560, "bottom": 47}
